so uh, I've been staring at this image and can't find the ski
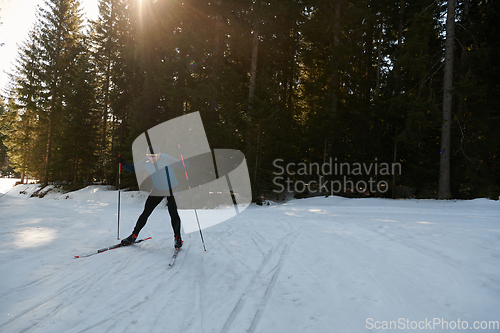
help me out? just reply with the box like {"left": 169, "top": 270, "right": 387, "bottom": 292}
{"left": 74, "top": 237, "right": 152, "bottom": 258}
{"left": 169, "top": 248, "right": 180, "bottom": 266}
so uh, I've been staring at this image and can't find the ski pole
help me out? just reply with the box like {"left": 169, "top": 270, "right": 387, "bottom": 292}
{"left": 117, "top": 154, "right": 122, "bottom": 240}
{"left": 178, "top": 144, "right": 206, "bottom": 251}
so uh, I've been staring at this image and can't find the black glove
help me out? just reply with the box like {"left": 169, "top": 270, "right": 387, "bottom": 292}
{"left": 118, "top": 154, "right": 126, "bottom": 164}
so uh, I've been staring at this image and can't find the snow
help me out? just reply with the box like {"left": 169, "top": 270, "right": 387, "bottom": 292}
{"left": 0, "top": 178, "right": 20, "bottom": 196}
{"left": 0, "top": 178, "right": 499, "bottom": 333}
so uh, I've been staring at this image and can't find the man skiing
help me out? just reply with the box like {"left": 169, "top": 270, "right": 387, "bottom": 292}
{"left": 118, "top": 144, "right": 189, "bottom": 249}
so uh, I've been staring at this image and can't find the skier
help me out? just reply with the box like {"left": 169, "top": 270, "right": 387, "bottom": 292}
{"left": 118, "top": 144, "right": 189, "bottom": 249}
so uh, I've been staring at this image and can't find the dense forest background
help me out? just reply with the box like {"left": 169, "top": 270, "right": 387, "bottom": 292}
{"left": 0, "top": 0, "right": 498, "bottom": 201}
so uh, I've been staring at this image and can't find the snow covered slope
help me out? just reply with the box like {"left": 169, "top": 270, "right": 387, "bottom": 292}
{"left": 0, "top": 180, "right": 499, "bottom": 333}
{"left": 0, "top": 178, "right": 19, "bottom": 196}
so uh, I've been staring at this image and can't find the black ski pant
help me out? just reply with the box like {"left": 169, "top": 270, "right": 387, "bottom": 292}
{"left": 133, "top": 195, "right": 181, "bottom": 237}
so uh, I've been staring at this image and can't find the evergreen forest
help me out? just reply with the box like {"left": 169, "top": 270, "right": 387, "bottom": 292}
{"left": 0, "top": 0, "right": 498, "bottom": 201}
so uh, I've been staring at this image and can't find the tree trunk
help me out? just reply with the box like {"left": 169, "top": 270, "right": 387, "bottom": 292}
{"left": 331, "top": 1, "right": 341, "bottom": 115}
{"left": 248, "top": 22, "right": 259, "bottom": 111}
{"left": 44, "top": 116, "right": 52, "bottom": 184}
{"left": 101, "top": 56, "right": 111, "bottom": 181}
{"left": 247, "top": 20, "right": 260, "bottom": 200}
{"left": 101, "top": 2, "right": 116, "bottom": 183}
{"left": 327, "top": 1, "right": 341, "bottom": 157}
{"left": 44, "top": 19, "right": 63, "bottom": 185}
{"left": 438, "top": 0, "right": 456, "bottom": 199}
{"left": 45, "top": 63, "right": 59, "bottom": 184}
{"left": 375, "top": 28, "right": 382, "bottom": 99}
{"left": 457, "top": 0, "right": 469, "bottom": 120}
{"left": 247, "top": 21, "right": 259, "bottom": 153}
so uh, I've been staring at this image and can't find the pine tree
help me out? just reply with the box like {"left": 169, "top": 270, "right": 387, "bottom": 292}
{"left": 4, "top": 27, "right": 46, "bottom": 181}
{"left": 36, "top": 0, "right": 86, "bottom": 183}
{"left": 57, "top": 37, "right": 100, "bottom": 183}
{"left": 6, "top": 0, "right": 90, "bottom": 184}
{"left": 89, "top": 0, "right": 122, "bottom": 183}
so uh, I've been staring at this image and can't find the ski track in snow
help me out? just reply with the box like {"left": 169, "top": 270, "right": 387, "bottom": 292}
{"left": 1, "top": 181, "right": 499, "bottom": 332}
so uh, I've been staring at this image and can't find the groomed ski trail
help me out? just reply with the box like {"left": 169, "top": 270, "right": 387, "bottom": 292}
{"left": 1, "top": 184, "right": 499, "bottom": 333}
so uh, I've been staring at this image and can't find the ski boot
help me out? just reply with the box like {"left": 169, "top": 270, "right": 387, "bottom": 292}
{"left": 174, "top": 235, "right": 183, "bottom": 249}
{"left": 121, "top": 233, "right": 137, "bottom": 246}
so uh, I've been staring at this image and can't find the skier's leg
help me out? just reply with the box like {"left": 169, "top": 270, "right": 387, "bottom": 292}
{"left": 133, "top": 195, "right": 165, "bottom": 236}
{"left": 166, "top": 195, "right": 181, "bottom": 236}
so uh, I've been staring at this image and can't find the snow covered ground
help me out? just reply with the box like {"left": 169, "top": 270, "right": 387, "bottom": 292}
{"left": 0, "top": 178, "right": 20, "bottom": 197}
{"left": 0, "top": 178, "right": 499, "bottom": 333}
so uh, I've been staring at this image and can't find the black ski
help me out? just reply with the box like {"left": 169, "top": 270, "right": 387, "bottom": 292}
{"left": 169, "top": 248, "right": 180, "bottom": 266}
{"left": 74, "top": 237, "right": 152, "bottom": 258}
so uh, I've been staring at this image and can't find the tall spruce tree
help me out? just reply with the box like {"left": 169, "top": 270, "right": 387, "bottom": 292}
{"left": 5, "top": 27, "right": 46, "bottom": 181}
{"left": 56, "top": 38, "right": 100, "bottom": 183}
{"left": 89, "top": 0, "right": 122, "bottom": 183}
{"left": 6, "top": 0, "right": 94, "bottom": 184}
{"left": 37, "top": 0, "right": 86, "bottom": 183}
